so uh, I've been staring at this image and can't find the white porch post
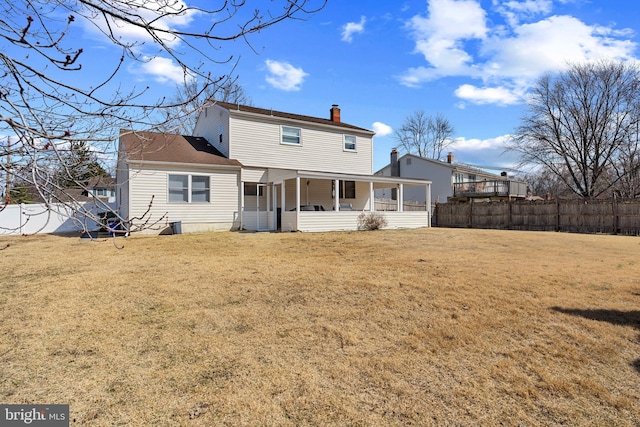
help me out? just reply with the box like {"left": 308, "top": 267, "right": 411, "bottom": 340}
{"left": 369, "top": 181, "right": 375, "bottom": 211}
{"left": 281, "top": 181, "right": 286, "bottom": 215}
{"left": 426, "top": 184, "right": 431, "bottom": 226}
{"left": 271, "top": 184, "right": 277, "bottom": 230}
{"left": 239, "top": 181, "right": 245, "bottom": 230}
{"left": 295, "top": 176, "right": 300, "bottom": 231}
{"left": 399, "top": 183, "right": 404, "bottom": 212}
{"left": 266, "top": 184, "right": 271, "bottom": 213}
{"left": 334, "top": 179, "right": 340, "bottom": 211}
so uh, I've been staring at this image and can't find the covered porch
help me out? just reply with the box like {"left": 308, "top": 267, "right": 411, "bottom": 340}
{"left": 240, "top": 169, "right": 431, "bottom": 232}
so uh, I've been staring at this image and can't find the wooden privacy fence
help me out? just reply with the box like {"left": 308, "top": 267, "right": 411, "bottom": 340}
{"left": 434, "top": 198, "right": 640, "bottom": 235}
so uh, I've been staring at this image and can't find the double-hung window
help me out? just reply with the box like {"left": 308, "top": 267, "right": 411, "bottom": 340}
{"left": 281, "top": 126, "right": 301, "bottom": 145}
{"left": 168, "top": 174, "right": 210, "bottom": 203}
{"left": 339, "top": 180, "right": 356, "bottom": 199}
{"left": 344, "top": 135, "right": 356, "bottom": 151}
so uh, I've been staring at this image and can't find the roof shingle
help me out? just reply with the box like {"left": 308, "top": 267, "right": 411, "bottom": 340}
{"left": 120, "top": 130, "right": 242, "bottom": 167}
{"left": 213, "top": 102, "right": 374, "bottom": 133}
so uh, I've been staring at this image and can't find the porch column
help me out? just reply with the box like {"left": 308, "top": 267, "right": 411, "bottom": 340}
{"left": 272, "top": 184, "right": 277, "bottom": 230}
{"left": 334, "top": 179, "right": 340, "bottom": 211}
{"left": 398, "top": 183, "right": 404, "bottom": 212}
{"left": 295, "top": 176, "right": 300, "bottom": 231}
{"left": 240, "top": 181, "right": 245, "bottom": 230}
{"left": 426, "top": 184, "right": 431, "bottom": 226}
{"left": 281, "top": 181, "right": 286, "bottom": 215}
{"left": 369, "top": 181, "right": 375, "bottom": 211}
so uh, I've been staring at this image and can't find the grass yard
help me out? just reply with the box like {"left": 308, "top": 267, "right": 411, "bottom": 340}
{"left": 0, "top": 228, "right": 639, "bottom": 426}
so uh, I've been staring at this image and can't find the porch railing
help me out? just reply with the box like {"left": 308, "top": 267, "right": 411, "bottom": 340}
{"left": 453, "top": 180, "right": 527, "bottom": 199}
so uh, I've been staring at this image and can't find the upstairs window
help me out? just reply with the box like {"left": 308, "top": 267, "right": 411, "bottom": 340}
{"left": 281, "top": 126, "right": 301, "bottom": 145}
{"left": 168, "top": 175, "right": 210, "bottom": 203}
{"left": 344, "top": 135, "right": 357, "bottom": 151}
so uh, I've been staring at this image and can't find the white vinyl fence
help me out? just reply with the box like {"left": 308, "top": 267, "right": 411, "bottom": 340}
{"left": 0, "top": 202, "right": 117, "bottom": 236}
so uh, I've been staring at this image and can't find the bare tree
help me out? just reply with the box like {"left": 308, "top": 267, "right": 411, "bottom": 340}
{"left": 507, "top": 60, "right": 640, "bottom": 199}
{"left": 394, "top": 111, "right": 454, "bottom": 160}
{"left": 160, "top": 78, "right": 253, "bottom": 135}
{"left": 520, "top": 167, "right": 577, "bottom": 199}
{"left": 0, "top": 0, "right": 326, "bottom": 234}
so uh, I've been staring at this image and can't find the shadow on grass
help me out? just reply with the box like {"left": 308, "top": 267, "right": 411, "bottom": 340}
{"left": 551, "top": 307, "right": 640, "bottom": 374}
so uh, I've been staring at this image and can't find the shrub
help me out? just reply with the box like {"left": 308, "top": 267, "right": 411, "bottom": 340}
{"left": 357, "top": 212, "right": 388, "bottom": 231}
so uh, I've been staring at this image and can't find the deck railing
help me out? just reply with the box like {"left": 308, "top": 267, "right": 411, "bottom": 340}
{"left": 453, "top": 180, "right": 527, "bottom": 198}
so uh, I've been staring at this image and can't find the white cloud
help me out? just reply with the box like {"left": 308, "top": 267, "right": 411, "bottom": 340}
{"left": 451, "top": 134, "right": 511, "bottom": 151}
{"left": 403, "top": 0, "right": 487, "bottom": 81}
{"left": 264, "top": 60, "right": 308, "bottom": 91}
{"left": 448, "top": 134, "right": 520, "bottom": 168}
{"left": 81, "top": 0, "right": 199, "bottom": 49}
{"left": 342, "top": 16, "right": 367, "bottom": 42}
{"left": 484, "top": 16, "right": 636, "bottom": 79}
{"left": 372, "top": 122, "right": 393, "bottom": 136}
{"left": 496, "top": 0, "right": 553, "bottom": 27}
{"left": 399, "top": 0, "right": 638, "bottom": 105}
{"left": 454, "top": 84, "right": 521, "bottom": 105}
{"left": 137, "top": 56, "right": 191, "bottom": 85}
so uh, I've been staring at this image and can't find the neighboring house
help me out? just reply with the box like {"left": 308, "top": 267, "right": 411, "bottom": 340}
{"left": 376, "top": 150, "right": 527, "bottom": 204}
{"left": 117, "top": 103, "right": 431, "bottom": 233}
{"left": 83, "top": 176, "right": 116, "bottom": 203}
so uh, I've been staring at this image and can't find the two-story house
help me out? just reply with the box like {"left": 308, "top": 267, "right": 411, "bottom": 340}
{"left": 116, "top": 103, "right": 431, "bottom": 233}
{"left": 376, "top": 149, "right": 527, "bottom": 204}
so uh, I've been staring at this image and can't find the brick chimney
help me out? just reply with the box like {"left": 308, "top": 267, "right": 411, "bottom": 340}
{"left": 390, "top": 149, "right": 400, "bottom": 177}
{"left": 330, "top": 104, "right": 341, "bottom": 123}
{"left": 446, "top": 152, "right": 454, "bottom": 164}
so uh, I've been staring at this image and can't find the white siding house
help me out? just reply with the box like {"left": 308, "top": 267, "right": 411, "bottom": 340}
{"left": 117, "top": 104, "right": 432, "bottom": 234}
{"left": 376, "top": 150, "right": 505, "bottom": 204}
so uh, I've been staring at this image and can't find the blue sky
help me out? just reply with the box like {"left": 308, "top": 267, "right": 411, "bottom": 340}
{"left": 13, "top": 0, "right": 640, "bottom": 173}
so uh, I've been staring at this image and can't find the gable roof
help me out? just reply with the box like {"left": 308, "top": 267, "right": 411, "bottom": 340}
{"left": 119, "top": 130, "right": 242, "bottom": 167}
{"left": 213, "top": 101, "right": 374, "bottom": 134}
{"left": 87, "top": 175, "right": 115, "bottom": 189}
{"left": 376, "top": 153, "right": 503, "bottom": 178}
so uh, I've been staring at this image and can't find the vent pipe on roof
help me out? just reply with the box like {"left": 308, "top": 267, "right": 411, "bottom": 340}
{"left": 330, "top": 104, "right": 341, "bottom": 122}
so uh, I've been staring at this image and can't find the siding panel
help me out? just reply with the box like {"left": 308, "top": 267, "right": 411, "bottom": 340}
{"left": 229, "top": 116, "right": 373, "bottom": 175}
{"left": 128, "top": 166, "right": 239, "bottom": 233}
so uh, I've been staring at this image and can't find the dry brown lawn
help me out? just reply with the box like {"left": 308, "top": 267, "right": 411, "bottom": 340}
{"left": 0, "top": 228, "right": 639, "bottom": 426}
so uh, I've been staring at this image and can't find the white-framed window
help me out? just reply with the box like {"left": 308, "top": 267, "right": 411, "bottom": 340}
{"left": 93, "top": 188, "right": 113, "bottom": 197}
{"left": 244, "top": 183, "right": 264, "bottom": 196}
{"left": 468, "top": 174, "right": 476, "bottom": 182}
{"left": 281, "top": 126, "right": 301, "bottom": 145}
{"left": 343, "top": 135, "right": 356, "bottom": 151}
{"left": 454, "top": 172, "right": 464, "bottom": 183}
{"left": 168, "top": 174, "right": 210, "bottom": 203}
{"left": 340, "top": 180, "right": 356, "bottom": 199}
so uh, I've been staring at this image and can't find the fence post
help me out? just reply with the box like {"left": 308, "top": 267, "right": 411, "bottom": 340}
{"left": 613, "top": 196, "right": 618, "bottom": 235}
{"left": 469, "top": 200, "right": 473, "bottom": 228}
{"left": 507, "top": 198, "right": 512, "bottom": 230}
{"left": 555, "top": 198, "right": 560, "bottom": 232}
